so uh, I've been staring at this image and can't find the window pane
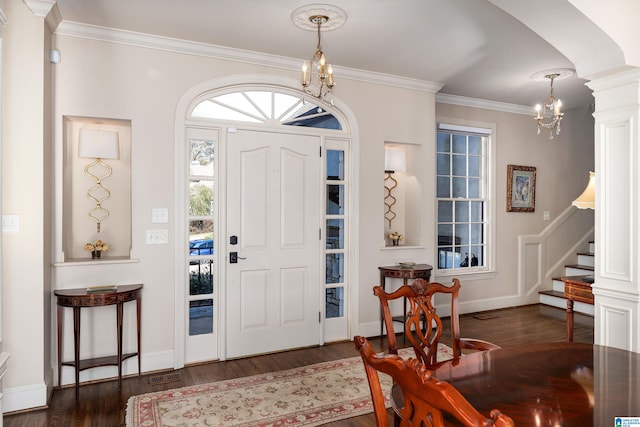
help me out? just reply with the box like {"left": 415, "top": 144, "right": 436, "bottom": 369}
{"left": 326, "top": 287, "right": 344, "bottom": 318}
{"left": 327, "top": 184, "right": 344, "bottom": 214}
{"left": 455, "top": 201, "right": 469, "bottom": 222}
{"left": 438, "top": 224, "right": 453, "bottom": 242}
{"left": 189, "top": 259, "right": 213, "bottom": 295}
{"left": 189, "top": 180, "right": 214, "bottom": 216}
{"left": 455, "top": 223, "right": 470, "bottom": 245}
{"left": 326, "top": 219, "right": 344, "bottom": 249}
{"left": 189, "top": 299, "right": 213, "bottom": 335}
{"left": 460, "top": 249, "right": 471, "bottom": 268}
{"left": 326, "top": 253, "right": 344, "bottom": 284}
{"left": 327, "top": 150, "right": 344, "bottom": 180}
{"left": 437, "top": 153, "right": 450, "bottom": 175}
{"left": 437, "top": 132, "right": 450, "bottom": 152}
{"left": 468, "top": 178, "right": 480, "bottom": 198}
{"left": 189, "top": 139, "right": 214, "bottom": 176}
{"left": 452, "top": 154, "right": 466, "bottom": 176}
{"left": 471, "top": 201, "right": 484, "bottom": 222}
{"left": 438, "top": 200, "right": 453, "bottom": 223}
{"left": 471, "top": 223, "right": 483, "bottom": 244}
{"left": 437, "top": 177, "right": 450, "bottom": 198}
{"left": 189, "top": 221, "right": 214, "bottom": 263}
{"left": 468, "top": 136, "right": 482, "bottom": 155}
{"left": 468, "top": 156, "right": 481, "bottom": 177}
{"left": 452, "top": 135, "right": 467, "bottom": 153}
{"left": 470, "top": 246, "right": 483, "bottom": 267}
{"left": 452, "top": 177, "right": 466, "bottom": 198}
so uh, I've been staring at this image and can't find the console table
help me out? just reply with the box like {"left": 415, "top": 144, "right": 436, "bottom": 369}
{"left": 562, "top": 276, "right": 594, "bottom": 342}
{"left": 378, "top": 264, "right": 432, "bottom": 338}
{"left": 55, "top": 284, "right": 142, "bottom": 399}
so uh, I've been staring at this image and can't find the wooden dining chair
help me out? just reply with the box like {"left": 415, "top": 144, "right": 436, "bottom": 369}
{"left": 354, "top": 335, "right": 514, "bottom": 427}
{"left": 374, "top": 278, "right": 500, "bottom": 366}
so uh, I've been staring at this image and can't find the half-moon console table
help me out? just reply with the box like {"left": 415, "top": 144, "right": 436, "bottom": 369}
{"left": 55, "top": 283, "right": 142, "bottom": 399}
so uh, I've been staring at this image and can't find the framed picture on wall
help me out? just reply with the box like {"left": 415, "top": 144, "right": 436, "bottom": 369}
{"left": 507, "top": 165, "right": 536, "bottom": 212}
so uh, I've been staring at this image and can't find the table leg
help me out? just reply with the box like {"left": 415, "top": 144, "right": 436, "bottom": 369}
{"left": 136, "top": 296, "right": 142, "bottom": 375}
{"left": 73, "top": 307, "right": 81, "bottom": 400}
{"left": 117, "top": 301, "right": 123, "bottom": 390}
{"left": 57, "top": 305, "right": 63, "bottom": 389}
{"left": 380, "top": 271, "right": 385, "bottom": 341}
{"left": 566, "top": 299, "right": 575, "bottom": 342}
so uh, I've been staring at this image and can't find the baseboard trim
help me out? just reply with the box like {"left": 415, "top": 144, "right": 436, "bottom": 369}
{"left": 4, "top": 350, "right": 174, "bottom": 414}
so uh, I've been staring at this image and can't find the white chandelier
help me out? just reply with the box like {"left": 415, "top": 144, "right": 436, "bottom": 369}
{"left": 301, "top": 15, "right": 335, "bottom": 104}
{"left": 534, "top": 73, "right": 564, "bottom": 139}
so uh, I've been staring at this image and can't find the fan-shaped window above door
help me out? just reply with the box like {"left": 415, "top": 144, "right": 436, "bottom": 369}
{"left": 190, "top": 90, "right": 343, "bottom": 130}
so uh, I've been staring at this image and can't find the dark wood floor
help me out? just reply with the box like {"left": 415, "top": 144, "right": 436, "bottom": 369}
{"left": 5, "top": 304, "right": 593, "bottom": 427}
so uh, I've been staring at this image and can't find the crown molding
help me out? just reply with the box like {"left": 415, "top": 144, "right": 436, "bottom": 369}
{"left": 56, "top": 21, "right": 444, "bottom": 94}
{"left": 23, "top": 0, "right": 56, "bottom": 17}
{"left": 436, "top": 93, "right": 532, "bottom": 116}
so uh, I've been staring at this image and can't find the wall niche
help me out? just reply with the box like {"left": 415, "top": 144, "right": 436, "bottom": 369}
{"left": 383, "top": 142, "right": 422, "bottom": 248}
{"left": 62, "top": 116, "right": 132, "bottom": 261}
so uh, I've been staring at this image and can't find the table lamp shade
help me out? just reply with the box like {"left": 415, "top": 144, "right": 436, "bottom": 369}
{"left": 79, "top": 128, "right": 119, "bottom": 159}
{"left": 572, "top": 171, "right": 595, "bottom": 209}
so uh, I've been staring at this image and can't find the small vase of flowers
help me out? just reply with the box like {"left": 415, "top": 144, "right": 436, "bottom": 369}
{"left": 388, "top": 231, "right": 403, "bottom": 246}
{"left": 84, "top": 239, "right": 108, "bottom": 259}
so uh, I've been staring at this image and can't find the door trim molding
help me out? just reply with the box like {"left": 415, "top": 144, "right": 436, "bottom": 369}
{"left": 174, "top": 74, "right": 360, "bottom": 367}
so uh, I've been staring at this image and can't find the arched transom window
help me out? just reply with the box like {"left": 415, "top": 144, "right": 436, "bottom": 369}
{"left": 190, "top": 90, "right": 343, "bottom": 130}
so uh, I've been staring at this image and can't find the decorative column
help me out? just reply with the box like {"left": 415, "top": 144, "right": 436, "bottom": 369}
{"left": 587, "top": 68, "right": 640, "bottom": 352}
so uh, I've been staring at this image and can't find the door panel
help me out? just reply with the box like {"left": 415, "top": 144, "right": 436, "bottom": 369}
{"left": 227, "top": 129, "right": 320, "bottom": 358}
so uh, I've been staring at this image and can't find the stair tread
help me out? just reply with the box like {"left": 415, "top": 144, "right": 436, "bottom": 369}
{"left": 565, "top": 264, "right": 594, "bottom": 271}
{"left": 539, "top": 289, "right": 565, "bottom": 298}
{"left": 576, "top": 252, "right": 594, "bottom": 256}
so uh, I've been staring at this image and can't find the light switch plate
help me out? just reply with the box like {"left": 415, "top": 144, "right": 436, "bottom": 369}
{"left": 152, "top": 208, "right": 169, "bottom": 224}
{"left": 146, "top": 229, "right": 169, "bottom": 244}
{"left": 2, "top": 215, "right": 20, "bottom": 233}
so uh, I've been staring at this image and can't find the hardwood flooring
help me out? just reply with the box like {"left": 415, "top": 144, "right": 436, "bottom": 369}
{"left": 4, "top": 304, "right": 593, "bottom": 427}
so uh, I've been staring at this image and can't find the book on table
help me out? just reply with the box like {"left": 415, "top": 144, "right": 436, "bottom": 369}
{"left": 86, "top": 284, "right": 118, "bottom": 293}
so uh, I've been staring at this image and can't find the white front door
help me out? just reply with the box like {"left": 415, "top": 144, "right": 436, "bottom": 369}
{"left": 226, "top": 129, "right": 321, "bottom": 358}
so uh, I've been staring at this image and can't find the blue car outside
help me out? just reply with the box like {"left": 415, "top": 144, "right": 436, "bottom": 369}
{"left": 190, "top": 239, "right": 214, "bottom": 255}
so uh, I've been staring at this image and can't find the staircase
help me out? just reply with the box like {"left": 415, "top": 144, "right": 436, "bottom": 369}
{"left": 538, "top": 241, "right": 595, "bottom": 315}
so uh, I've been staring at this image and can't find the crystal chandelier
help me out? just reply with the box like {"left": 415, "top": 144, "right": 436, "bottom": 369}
{"left": 534, "top": 73, "right": 564, "bottom": 139}
{"left": 301, "top": 15, "right": 335, "bottom": 104}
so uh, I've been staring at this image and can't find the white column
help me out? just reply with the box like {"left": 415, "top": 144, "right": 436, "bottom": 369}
{"left": 0, "top": 5, "right": 9, "bottom": 426}
{"left": 587, "top": 68, "right": 640, "bottom": 352}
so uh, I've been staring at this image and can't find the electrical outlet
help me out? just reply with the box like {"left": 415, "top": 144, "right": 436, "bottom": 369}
{"left": 543, "top": 211, "right": 550, "bottom": 221}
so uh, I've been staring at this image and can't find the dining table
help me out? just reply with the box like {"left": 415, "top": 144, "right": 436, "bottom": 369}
{"left": 429, "top": 342, "right": 640, "bottom": 426}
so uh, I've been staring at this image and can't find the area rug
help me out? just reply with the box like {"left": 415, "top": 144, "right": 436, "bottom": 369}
{"left": 126, "top": 345, "right": 454, "bottom": 427}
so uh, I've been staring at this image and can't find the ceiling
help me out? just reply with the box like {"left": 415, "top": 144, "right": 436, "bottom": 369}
{"left": 53, "top": 0, "right": 597, "bottom": 110}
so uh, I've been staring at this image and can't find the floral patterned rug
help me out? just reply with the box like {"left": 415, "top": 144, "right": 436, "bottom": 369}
{"left": 125, "top": 345, "right": 454, "bottom": 427}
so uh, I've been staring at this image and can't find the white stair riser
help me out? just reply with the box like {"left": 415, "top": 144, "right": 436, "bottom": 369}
{"left": 565, "top": 266, "right": 593, "bottom": 276}
{"left": 577, "top": 254, "right": 594, "bottom": 267}
{"left": 539, "top": 294, "right": 594, "bottom": 315}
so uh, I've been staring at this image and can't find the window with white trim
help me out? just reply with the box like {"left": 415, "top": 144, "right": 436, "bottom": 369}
{"left": 436, "top": 123, "right": 492, "bottom": 273}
